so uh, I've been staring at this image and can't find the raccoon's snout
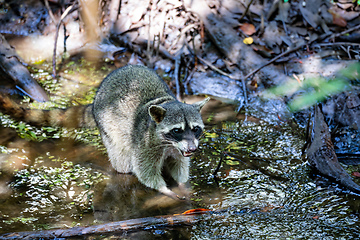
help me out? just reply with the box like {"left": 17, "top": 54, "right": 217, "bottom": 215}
{"left": 179, "top": 140, "right": 198, "bottom": 157}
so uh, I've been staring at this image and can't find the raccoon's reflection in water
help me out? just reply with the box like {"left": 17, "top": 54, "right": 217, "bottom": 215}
{"left": 93, "top": 171, "right": 193, "bottom": 222}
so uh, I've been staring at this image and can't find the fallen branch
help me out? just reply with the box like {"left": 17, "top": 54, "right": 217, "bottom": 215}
{"left": 0, "top": 211, "right": 211, "bottom": 239}
{"left": 0, "top": 34, "right": 49, "bottom": 102}
{"left": 306, "top": 106, "right": 360, "bottom": 194}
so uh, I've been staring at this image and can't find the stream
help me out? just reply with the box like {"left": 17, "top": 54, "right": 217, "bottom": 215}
{"left": 0, "top": 58, "right": 360, "bottom": 239}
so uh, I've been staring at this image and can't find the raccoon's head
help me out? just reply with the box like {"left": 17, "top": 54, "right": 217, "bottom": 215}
{"left": 149, "top": 98, "right": 209, "bottom": 157}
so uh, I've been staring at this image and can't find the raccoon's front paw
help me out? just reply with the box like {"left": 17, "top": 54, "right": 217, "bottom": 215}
{"left": 176, "top": 194, "right": 186, "bottom": 200}
{"left": 178, "top": 183, "right": 190, "bottom": 198}
{"left": 159, "top": 186, "right": 185, "bottom": 201}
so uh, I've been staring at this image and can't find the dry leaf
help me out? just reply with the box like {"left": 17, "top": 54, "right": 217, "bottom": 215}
{"left": 182, "top": 208, "right": 211, "bottom": 215}
{"left": 329, "top": 9, "right": 347, "bottom": 27}
{"left": 239, "top": 23, "right": 256, "bottom": 35}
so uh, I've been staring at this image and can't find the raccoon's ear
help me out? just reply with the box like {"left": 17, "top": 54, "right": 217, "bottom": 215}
{"left": 192, "top": 97, "right": 210, "bottom": 111}
{"left": 149, "top": 105, "right": 166, "bottom": 123}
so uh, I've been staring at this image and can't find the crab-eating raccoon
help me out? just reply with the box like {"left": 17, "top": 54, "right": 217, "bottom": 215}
{"left": 0, "top": 65, "right": 209, "bottom": 199}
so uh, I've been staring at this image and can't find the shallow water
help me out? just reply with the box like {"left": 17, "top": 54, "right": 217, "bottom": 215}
{"left": 0, "top": 59, "right": 360, "bottom": 239}
{"left": 190, "top": 120, "right": 360, "bottom": 239}
{"left": 0, "top": 116, "right": 359, "bottom": 239}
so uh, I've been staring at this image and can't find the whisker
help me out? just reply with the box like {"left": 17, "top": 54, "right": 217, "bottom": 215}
{"left": 145, "top": 142, "right": 173, "bottom": 151}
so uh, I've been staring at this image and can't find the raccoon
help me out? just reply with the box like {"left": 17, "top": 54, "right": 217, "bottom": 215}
{"left": 0, "top": 65, "right": 209, "bottom": 199}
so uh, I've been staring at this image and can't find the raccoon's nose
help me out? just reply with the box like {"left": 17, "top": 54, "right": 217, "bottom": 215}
{"left": 183, "top": 145, "right": 197, "bottom": 157}
{"left": 188, "top": 145, "right": 197, "bottom": 153}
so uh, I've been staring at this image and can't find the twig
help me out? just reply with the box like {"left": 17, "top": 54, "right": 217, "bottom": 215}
{"left": 243, "top": 24, "right": 360, "bottom": 81}
{"left": 174, "top": 45, "right": 184, "bottom": 101}
{"left": 185, "top": 41, "right": 235, "bottom": 80}
{"left": 212, "top": 151, "right": 224, "bottom": 177}
{"left": 168, "top": 23, "right": 197, "bottom": 52}
{"left": 44, "top": 0, "right": 56, "bottom": 24}
{"left": 313, "top": 42, "right": 360, "bottom": 48}
{"left": 238, "top": 0, "right": 255, "bottom": 22}
{"left": 323, "top": 24, "right": 360, "bottom": 42}
{"left": 52, "top": 3, "right": 76, "bottom": 77}
{"left": 197, "top": 55, "right": 236, "bottom": 80}
{"left": 242, "top": 44, "right": 303, "bottom": 81}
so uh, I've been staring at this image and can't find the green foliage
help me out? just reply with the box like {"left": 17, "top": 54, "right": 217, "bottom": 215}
{"left": 263, "top": 63, "right": 360, "bottom": 111}
{"left": 0, "top": 112, "right": 102, "bottom": 147}
{"left": 0, "top": 113, "right": 61, "bottom": 141}
{"left": 354, "top": 0, "right": 360, "bottom": 6}
{"left": 73, "top": 87, "right": 97, "bottom": 105}
{"left": 3, "top": 217, "right": 38, "bottom": 225}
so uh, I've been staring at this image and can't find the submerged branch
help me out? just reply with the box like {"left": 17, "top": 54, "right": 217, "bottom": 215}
{"left": 0, "top": 211, "right": 211, "bottom": 239}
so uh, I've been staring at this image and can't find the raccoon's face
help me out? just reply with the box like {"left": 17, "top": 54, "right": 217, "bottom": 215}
{"left": 162, "top": 123, "right": 203, "bottom": 157}
{"left": 149, "top": 98, "right": 209, "bottom": 157}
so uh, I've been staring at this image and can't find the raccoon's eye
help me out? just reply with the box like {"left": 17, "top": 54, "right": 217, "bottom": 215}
{"left": 171, "top": 128, "right": 183, "bottom": 135}
{"left": 192, "top": 126, "right": 202, "bottom": 133}
{"left": 192, "top": 126, "right": 202, "bottom": 137}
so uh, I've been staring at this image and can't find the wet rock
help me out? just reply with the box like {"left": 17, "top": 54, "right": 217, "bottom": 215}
{"left": 188, "top": 71, "right": 244, "bottom": 104}
{"left": 247, "top": 95, "right": 292, "bottom": 124}
{"left": 188, "top": 72, "right": 292, "bottom": 124}
{"left": 322, "top": 90, "right": 360, "bottom": 165}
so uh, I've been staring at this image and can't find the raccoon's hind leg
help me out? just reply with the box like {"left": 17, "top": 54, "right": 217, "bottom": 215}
{"left": 102, "top": 136, "right": 133, "bottom": 173}
{"left": 95, "top": 108, "right": 134, "bottom": 173}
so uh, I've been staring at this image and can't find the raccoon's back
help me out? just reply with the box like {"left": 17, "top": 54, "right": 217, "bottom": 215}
{"left": 0, "top": 93, "right": 96, "bottom": 128}
{"left": 93, "top": 65, "right": 175, "bottom": 110}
